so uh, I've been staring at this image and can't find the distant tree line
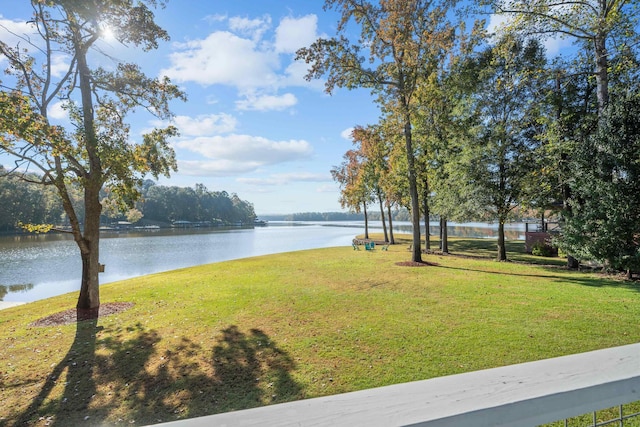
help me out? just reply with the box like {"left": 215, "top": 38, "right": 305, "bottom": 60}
{"left": 135, "top": 181, "right": 255, "bottom": 225}
{"left": 262, "top": 210, "right": 413, "bottom": 222}
{"left": 0, "top": 166, "right": 63, "bottom": 232}
{"left": 0, "top": 171, "right": 255, "bottom": 231}
{"left": 261, "top": 212, "right": 362, "bottom": 222}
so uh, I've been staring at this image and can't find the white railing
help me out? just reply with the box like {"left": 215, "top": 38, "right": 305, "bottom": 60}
{"left": 157, "top": 343, "right": 640, "bottom": 427}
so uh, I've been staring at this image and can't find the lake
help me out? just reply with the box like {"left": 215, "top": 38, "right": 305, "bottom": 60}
{"left": 0, "top": 221, "right": 526, "bottom": 303}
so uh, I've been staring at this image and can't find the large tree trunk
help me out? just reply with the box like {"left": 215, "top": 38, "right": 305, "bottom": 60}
{"left": 594, "top": 35, "right": 609, "bottom": 113}
{"left": 441, "top": 217, "right": 449, "bottom": 254}
{"left": 554, "top": 72, "right": 581, "bottom": 270}
{"left": 378, "top": 193, "right": 388, "bottom": 243}
{"left": 423, "top": 184, "right": 430, "bottom": 252}
{"left": 76, "top": 182, "right": 102, "bottom": 320}
{"left": 387, "top": 203, "right": 395, "bottom": 244}
{"left": 563, "top": 187, "right": 580, "bottom": 269}
{"left": 563, "top": 190, "right": 581, "bottom": 269}
{"left": 402, "top": 109, "right": 422, "bottom": 262}
{"left": 363, "top": 202, "right": 369, "bottom": 240}
{"left": 75, "top": 37, "right": 102, "bottom": 320}
{"left": 497, "top": 221, "right": 507, "bottom": 261}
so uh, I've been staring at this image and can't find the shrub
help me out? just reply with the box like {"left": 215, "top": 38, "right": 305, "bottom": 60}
{"left": 532, "top": 241, "right": 555, "bottom": 257}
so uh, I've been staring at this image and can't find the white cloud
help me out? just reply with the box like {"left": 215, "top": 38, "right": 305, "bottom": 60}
{"left": 280, "top": 59, "right": 321, "bottom": 88}
{"left": 204, "top": 14, "right": 228, "bottom": 24}
{"left": 274, "top": 15, "right": 319, "bottom": 54}
{"left": 341, "top": 127, "right": 354, "bottom": 140}
{"left": 173, "top": 113, "right": 237, "bottom": 136}
{"left": 486, "top": 13, "right": 510, "bottom": 36}
{"left": 236, "top": 92, "right": 298, "bottom": 111}
{"left": 161, "top": 31, "right": 279, "bottom": 89}
{"left": 316, "top": 184, "right": 339, "bottom": 193}
{"left": 486, "top": 13, "right": 573, "bottom": 57}
{"left": 50, "top": 54, "right": 71, "bottom": 78}
{"left": 542, "top": 36, "right": 573, "bottom": 57}
{"left": 175, "top": 134, "right": 313, "bottom": 172}
{"left": 177, "top": 159, "right": 261, "bottom": 176}
{"left": 48, "top": 101, "right": 69, "bottom": 120}
{"left": 238, "top": 172, "right": 330, "bottom": 186}
{"left": 281, "top": 172, "right": 330, "bottom": 182}
{"left": 161, "top": 13, "right": 322, "bottom": 112}
{"left": 229, "top": 15, "right": 271, "bottom": 41}
{"left": 0, "top": 16, "right": 38, "bottom": 49}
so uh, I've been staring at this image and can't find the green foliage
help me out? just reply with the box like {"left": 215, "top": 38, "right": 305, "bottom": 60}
{"left": 16, "top": 222, "right": 54, "bottom": 234}
{"left": 460, "top": 35, "right": 550, "bottom": 260}
{"left": 0, "top": 175, "right": 255, "bottom": 230}
{"left": 141, "top": 183, "right": 255, "bottom": 224}
{"left": 559, "top": 91, "right": 640, "bottom": 273}
{"left": 531, "top": 241, "right": 554, "bottom": 257}
{"left": 331, "top": 149, "right": 370, "bottom": 213}
{"left": 482, "top": 0, "right": 640, "bottom": 110}
{"left": 0, "top": 167, "right": 63, "bottom": 231}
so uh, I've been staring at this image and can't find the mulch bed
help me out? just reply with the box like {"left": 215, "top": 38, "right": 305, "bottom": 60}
{"left": 30, "top": 302, "right": 134, "bottom": 327}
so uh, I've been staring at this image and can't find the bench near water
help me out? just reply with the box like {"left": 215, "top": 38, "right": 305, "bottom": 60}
{"left": 157, "top": 342, "right": 640, "bottom": 427}
{"left": 352, "top": 239, "right": 389, "bottom": 251}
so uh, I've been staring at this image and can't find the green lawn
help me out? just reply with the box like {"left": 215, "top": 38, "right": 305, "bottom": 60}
{"left": 1, "top": 237, "right": 638, "bottom": 426}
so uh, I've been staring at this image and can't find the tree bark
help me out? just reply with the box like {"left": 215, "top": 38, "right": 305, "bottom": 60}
{"left": 401, "top": 103, "right": 422, "bottom": 262}
{"left": 497, "top": 221, "right": 507, "bottom": 261}
{"left": 441, "top": 217, "right": 449, "bottom": 254}
{"left": 423, "top": 194, "right": 430, "bottom": 252}
{"left": 387, "top": 203, "right": 395, "bottom": 244}
{"left": 363, "top": 202, "right": 369, "bottom": 240}
{"left": 562, "top": 167, "right": 580, "bottom": 269}
{"left": 74, "top": 33, "right": 102, "bottom": 319}
{"left": 77, "top": 197, "right": 101, "bottom": 320}
{"left": 378, "top": 193, "right": 388, "bottom": 242}
{"left": 594, "top": 34, "right": 609, "bottom": 113}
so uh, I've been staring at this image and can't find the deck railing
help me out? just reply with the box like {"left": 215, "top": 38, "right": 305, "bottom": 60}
{"left": 157, "top": 343, "right": 640, "bottom": 427}
{"left": 561, "top": 403, "right": 640, "bottom": 426}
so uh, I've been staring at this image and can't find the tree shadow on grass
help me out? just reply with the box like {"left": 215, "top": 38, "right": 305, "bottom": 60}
{"left": 206, "top": 326, "right": 303, "bottom": 413}
{"left": 14, "top": 319, "right": 161, "bottom": 426}
{"left": 433, "top": 263, "right": 640, "bottom": 293}
{"left": 14, "top": 318, "right": 103, "bottom": 426}
{"left": 444, "top": 239, "right": 566, "bottom": 265}
{"left": 13, "top": 323, "right": 302, "bottom": 425}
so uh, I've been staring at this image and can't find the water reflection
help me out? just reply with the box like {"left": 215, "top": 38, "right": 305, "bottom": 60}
{"left": 0, "top": 283, "right": 34, "bottom": 300}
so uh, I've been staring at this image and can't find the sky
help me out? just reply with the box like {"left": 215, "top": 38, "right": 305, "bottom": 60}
{"left": 0, "top": 1, "right": 571, "bottom": 216}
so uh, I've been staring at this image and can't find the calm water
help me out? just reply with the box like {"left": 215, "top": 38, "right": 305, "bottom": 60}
{"left": 0, "top": 221, "right": 525, "bottom": 303}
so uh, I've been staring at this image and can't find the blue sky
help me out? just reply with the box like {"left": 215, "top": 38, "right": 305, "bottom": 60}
{"left": 1, "top": 2, "right": 572, "bottom": 215}
{"left": 1, "top": 1, "right": 382, "bottom": 215}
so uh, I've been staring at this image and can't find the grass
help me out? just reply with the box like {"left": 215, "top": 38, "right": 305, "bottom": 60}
{"left": 1, "top": 236, "right": 639, "bottom": 426}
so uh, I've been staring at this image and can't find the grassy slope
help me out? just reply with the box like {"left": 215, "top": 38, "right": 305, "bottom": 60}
{"left": 1, "top": 237, "right": 639, "bottom": 426}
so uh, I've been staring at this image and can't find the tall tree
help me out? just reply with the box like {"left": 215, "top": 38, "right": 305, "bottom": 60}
{"left": 559, "top": 90, "right": 640, "bottom": 278}
{"left": 532, "top": 56, "right": 598, "bottom": 232}
{"left": 481, "top": 0, "right": 640, "bottom": 112}
{"left": 352, "top": 125, "right": 392, "bottom": 243}
{"left": 411, "top": 34, "right": 469, "bottom": 252}
{"left": 297, "top": 0, "right": 460, "bottom": 263}
{"left": 464, "top": 36, "right": 549, "bottom": 261}
{"left": 0, "top": 1, "right": 185, "bottom": 319}
{"left": 331, "top": 149, "right": 371, "bottom": 238}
